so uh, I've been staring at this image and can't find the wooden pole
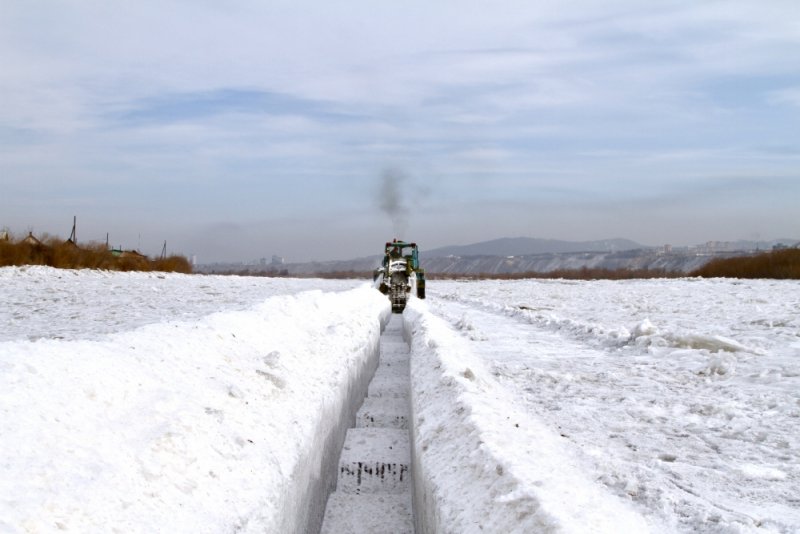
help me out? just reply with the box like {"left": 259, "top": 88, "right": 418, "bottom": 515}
{"left": 68, "top": 216, "right": 77, "bottom": 244}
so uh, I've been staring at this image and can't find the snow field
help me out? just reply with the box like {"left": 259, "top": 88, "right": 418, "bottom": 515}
{"left": 0, "top": 265, "right": 359, "bottom": 342}
{"left": 4, "top": 267, "right": 797, "bottom": 533}
{"left": 430, "top": 278, "right": 800, "bottom": 532}
{"left": 403, "top": 297, "right": 653, "bottom": 534}
{"left": 0, "top": 281, "right": 390, "bottom": 533}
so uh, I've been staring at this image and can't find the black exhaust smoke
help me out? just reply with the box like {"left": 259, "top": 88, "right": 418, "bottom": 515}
{"left": 379, "top": 168, "right": 408, "bottom": 238}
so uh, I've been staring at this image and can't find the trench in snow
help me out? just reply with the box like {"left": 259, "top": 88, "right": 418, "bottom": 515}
{"left": 320, "top": 314, "right": 413, "bottom": 533}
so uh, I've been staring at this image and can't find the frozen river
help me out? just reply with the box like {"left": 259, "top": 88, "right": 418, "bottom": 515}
{"left": 428, "top": 278, "right": 800, "bottom": 532}
{"left": 1, "top": 267, "right": 798, "bottom": 532}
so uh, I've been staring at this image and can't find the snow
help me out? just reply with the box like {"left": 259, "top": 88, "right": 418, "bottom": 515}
{"left": 425, "top": 278, "right": 800, "bottom": 533}
{"left": 404, "top": 298, "right": 652, "bottom": 533}
{"left": 0, "top": 265, "right": 359, "bottom": 342}
{"left": 0, "top": 267, "right": 387, "bottom": 533}
{"left": 2, "top": 267, "right": 798, "bottom": 533}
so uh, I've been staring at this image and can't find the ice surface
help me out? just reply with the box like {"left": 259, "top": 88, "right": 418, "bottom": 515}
{"left": 0, "top": 265, "right": 359, "bottom": 342}
{"left": 4, "top": 267, "right": 798, "bottom": 533}
{"left": 320, "top": 492, "right": 413, "bottom": 534}
{"left": 337, "top": 428, "right": 411, "bottom": 494}
{"left": 356, "top": 396, "right": 409, "bottom": 429}
{"left": 404, "top": 298, "right": 652, "bottom": 534}
{"left": 0, "top": 267, "right": 386, "bottom": 533}
{"left": 427, "top": 278, "right": 800, "bottom": 533}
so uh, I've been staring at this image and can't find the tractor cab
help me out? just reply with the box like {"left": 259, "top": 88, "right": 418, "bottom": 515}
{"left": 382, "top": 240, "right": 420, "bottom": 270}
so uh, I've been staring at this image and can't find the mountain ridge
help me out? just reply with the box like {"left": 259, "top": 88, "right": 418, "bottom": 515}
{"left": 422, "top": 237, "right": 646, "bottom": 258}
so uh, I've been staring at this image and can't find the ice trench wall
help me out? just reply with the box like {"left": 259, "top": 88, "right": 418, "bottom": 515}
{"left": 400, "top": 299, "right": 656, "bottom": 534}
{"left": 401, "top": 299, "right": 533, "bottom": 534}
{"left": 281, "top": 307, "right": 391, "bottom": 534}
{"left": 306, "top": 297, "right": 467, "bottom": 534}
{"left": 288, "top": 295, "right": 506, "bottom": 534}
{"left": 403, "top": 304, "right": 448, "bottom": 534}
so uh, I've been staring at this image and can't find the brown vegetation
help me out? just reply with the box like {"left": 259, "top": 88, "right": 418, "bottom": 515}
{"left": 0, "top": 232, "right": 192, "bottom": 273}
{"left": 690, "top": 248, "right": 800, "bottom": 279}
{"left": 151, "top": 255, "right": 193, "bottom": 273}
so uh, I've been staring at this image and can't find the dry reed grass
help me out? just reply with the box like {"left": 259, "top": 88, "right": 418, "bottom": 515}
{"left": 690, "top": 249, "right": 800, "bottom": 279}
{"left": 0, "top": 232, "right": 192, "bottom": 273}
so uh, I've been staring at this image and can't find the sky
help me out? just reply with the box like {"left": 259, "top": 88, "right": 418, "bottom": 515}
{"left": 1, "top": 1, "right": 799, "bottom": 263}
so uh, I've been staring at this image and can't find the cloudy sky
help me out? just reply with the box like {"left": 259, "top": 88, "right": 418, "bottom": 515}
{"left": 1, "top": 1, "right": 799, "bottom": 262}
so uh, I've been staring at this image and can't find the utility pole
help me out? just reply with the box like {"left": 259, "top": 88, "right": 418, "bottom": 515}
{"left": 68, "top": 216, "right": 77, "bottom": 244}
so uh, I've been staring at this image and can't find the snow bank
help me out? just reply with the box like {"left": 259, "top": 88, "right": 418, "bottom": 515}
{"left": 403, "top": 298, "right": 653, "bottom": 534}
{"left": 0, "top": 265, "right": 359, "bottom": 342}
{"left": 0, "top": 285, "right": 389, "bottom": 533}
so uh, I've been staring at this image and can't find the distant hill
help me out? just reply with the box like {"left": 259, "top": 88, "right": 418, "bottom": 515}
{"left": 196, "top": 237, "right": 799, "bottom": 276}
{"left": 422, "top": 237, "right": 646, "bottom": 258}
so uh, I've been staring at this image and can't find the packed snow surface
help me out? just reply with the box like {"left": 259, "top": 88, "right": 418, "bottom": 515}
{"left": 427, "top": 278, "right": 800, "bottom": 533}
{"left": 0, "top": 266, "right": 380, "bottom": 533}
{"left": 0, "top": 266, "right": 359, "bottom": 342}
{"left": 405, "top": 299, "right": 652, "bottom": 533}
{"left": 2, "top": 267, "right": 798, "bottom": 533}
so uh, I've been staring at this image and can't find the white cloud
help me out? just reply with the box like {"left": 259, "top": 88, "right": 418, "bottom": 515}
{"left": 2, "top": 0, "right": 800, "bottom": 258}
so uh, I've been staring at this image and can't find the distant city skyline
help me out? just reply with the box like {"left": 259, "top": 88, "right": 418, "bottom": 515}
{"left": 1, "top": 1, "right": 799, "bottom": 262}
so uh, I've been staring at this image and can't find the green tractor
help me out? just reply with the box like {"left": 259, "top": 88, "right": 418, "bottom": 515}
{"left": 373, "top": 239, "right": 426, "bottom": 313}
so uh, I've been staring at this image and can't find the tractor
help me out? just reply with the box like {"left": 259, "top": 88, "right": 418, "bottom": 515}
{"left": 373, "top": 239, "right": 426, "bottom": 313}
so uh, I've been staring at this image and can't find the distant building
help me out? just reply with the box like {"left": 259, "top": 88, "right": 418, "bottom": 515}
{"left": 271, "top": 255, "right": 284, "bottom": 265}
{"left": 699, "top": 241, "right": 736, "bottom": 253}
{"left": 23, "top": 232, "right": 43, "bottom": 246}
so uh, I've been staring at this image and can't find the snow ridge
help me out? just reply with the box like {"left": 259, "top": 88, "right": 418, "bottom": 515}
{"left": 404, "top": 298, "right": 652, "bottom": 534}
{"left": 0, "top": 265, "right": 359, "bottom": 342}
{"left": 437, "top": 280, "right": 770, "bottom": 355}
{"left": 0, "top": 284, "right": 389, "bottom": 533}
